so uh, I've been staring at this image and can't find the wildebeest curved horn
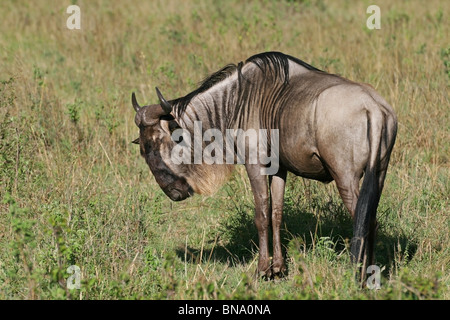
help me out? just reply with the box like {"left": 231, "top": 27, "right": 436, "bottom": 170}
{"left": 131, "top": 92, "right": 141, "bottom": 112}
{"left": 155, "top": 87, "right": 172, "bottom": 114}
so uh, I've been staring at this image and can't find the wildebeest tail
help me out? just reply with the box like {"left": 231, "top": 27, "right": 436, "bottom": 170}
{"left": 350, "top": 101, "right": 383, "bottom": 275}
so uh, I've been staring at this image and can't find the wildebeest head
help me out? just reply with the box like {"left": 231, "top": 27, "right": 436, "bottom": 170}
{"left": 132, "top": 88, "right": 194, "bottom": 201}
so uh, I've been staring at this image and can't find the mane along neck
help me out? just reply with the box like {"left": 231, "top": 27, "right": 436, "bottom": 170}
{"left": 173, "top": 52, "right": 322, "bottom": 131}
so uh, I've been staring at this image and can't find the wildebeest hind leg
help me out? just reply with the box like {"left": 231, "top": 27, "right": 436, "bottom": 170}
{"left": 333, "top": 173, "right": 361, "bottom": 219}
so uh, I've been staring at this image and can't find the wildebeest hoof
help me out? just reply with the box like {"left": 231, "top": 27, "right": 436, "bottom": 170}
{"left": 272, "top": 266, "right": 286, "bottom": 277}
{"left": 259, "top": 269, "right": 272, "bottom": 280}
{"left": 257, "top": 265, "right": 286, "bottom": 280}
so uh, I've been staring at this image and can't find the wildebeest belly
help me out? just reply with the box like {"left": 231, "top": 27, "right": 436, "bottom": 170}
{"left": 276, "top": 102, "right": 333, "bottom": 183}
{"left": 279, "top": 146, "right": 333, "bottom": 182}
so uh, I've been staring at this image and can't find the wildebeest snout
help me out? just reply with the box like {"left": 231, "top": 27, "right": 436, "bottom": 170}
{"left": 162, "top": 177, "right": 194, "bottom": 201}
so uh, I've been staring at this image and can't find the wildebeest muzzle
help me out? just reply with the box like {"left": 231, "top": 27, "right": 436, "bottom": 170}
{"left": 162, "top": 177, "right": 194, "bottom": 201}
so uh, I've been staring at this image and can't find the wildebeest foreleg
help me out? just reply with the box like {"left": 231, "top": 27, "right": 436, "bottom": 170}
{"left": 269, "top": 167, "right": 287, "bottom": 276}
{"left": 245, "top": 164, "right": 271, "bottom": 278}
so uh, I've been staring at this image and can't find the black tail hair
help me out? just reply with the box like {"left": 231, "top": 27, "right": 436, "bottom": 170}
{"left": 351, "top": 167, "right": 380, "bottom": 281}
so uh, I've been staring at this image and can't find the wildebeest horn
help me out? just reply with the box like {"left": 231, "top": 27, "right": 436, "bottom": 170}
{"left": 155, "top": 87, "right": 172, "bottom": 114}
{"left": 131, "top": 92, "right": 140, "bottom": 112}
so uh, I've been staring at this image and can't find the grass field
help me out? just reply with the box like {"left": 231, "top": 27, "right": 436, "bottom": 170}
{"left": 0, "top": 0, "right": 448, "bottom": 300}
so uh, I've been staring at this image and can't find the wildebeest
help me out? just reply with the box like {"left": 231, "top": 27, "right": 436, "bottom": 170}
{"left": 131, "top": 52, "right": 397, "bottom": 281}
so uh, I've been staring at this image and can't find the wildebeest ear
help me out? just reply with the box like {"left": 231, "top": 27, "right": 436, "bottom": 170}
{"left": 132, "top": 137, "right": 140, "bottom": 144}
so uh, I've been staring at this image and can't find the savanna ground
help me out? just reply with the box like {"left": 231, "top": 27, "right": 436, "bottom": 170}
{"left": 0, "top": 0, "right": 448, "bottom": 300}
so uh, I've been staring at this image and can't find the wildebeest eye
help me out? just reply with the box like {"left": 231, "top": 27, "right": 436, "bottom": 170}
{"left": 168, "top": 120, "right": 181, "bottom": 134}
{"left": 132, "top": 137, "right": 140, "bottom": 144}
{"left": 161, "top": 114, "right": 175, "bottom": 121}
